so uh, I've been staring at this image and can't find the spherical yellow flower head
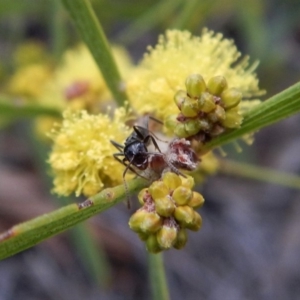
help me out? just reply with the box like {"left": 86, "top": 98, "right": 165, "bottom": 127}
{"left": 13, "top": 41, "right": 50, "bottom": 67}
{"left": 129, "top": 172, "right": 204, "bottom": 253}
{"left": 7, "top": 63, "right": 52, "bottom": 100}
{"left": 6, "top": 41, "right": 52, "bottom": 100}
{"left": 48, "top": 107, "right": 131, "bottom": 197}
{"left": 126, "top": 29, "right": 263, "bottom": 122}
{"left": 40, "top": 44, "right": 133, "bottom": 112}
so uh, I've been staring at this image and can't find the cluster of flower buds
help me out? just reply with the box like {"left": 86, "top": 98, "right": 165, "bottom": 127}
{"left": 129, "top": 172, "right": 204, "bottom": 253}
{"left": 165, "top": 74, "right": 243, "bottom": 141}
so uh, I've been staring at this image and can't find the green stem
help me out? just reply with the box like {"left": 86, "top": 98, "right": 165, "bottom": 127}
{"left": 71, "top": 223, "right": 111, "bottom": 287}
{"left": 220, "top": 159, "right": 300, "bottom": 190}
{"left": 148, "top": 252, "right": 170, "bottom": 300}
{"left": 202, "top": 82, "right": 300, "bottom": 152}
{"left": 51, "top": 0, "right": 66, "bottom": 60}
{"left": 0, "top": 177, "right": 147, "bottom": 260}
{"left": 0, "top": 101, "right": 61, "bottom": 118}
{"left": 61, "top": 0, "right": 127, "bottom": 106}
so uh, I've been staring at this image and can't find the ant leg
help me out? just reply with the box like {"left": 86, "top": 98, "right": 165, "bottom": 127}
{"left": 113, "top": 153, "right": 127, "bottom": 166}
{"left": 121, "top": 167, "right": 131, "bottom": 209}
{"left": 147, "top": 135, "right": 162, "bottom": 153}
{"left": 114, "top": 153, "right": 149, "bottom": 180}
{"left": 133, "top": 125, "right": 149, "bottom": 140}
{"left": 121, "top": 160, "right": 150, "bottom": 209}
{"left": 110, "top": 140, "right": 124, "bottom": 152}
{"left": 149, "top": 115, "right": 163, "bottom": 125}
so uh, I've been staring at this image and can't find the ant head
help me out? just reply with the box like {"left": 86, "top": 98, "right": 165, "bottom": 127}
{"left": 124, "top": 142, "right": 149, "bottom": 170}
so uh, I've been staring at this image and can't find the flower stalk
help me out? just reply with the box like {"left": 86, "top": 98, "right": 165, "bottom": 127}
{"left": 0, "top": 177, "right": 147, "bottom": 260}
{"left": 148, "top": 252, "right": 170, "bottom": 300}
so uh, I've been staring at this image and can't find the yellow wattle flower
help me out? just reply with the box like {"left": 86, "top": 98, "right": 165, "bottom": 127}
{"left": 48, "top": 107, "right": 131, "bottom": 197}
{"left": 7, "top": 63, "right": 52, "bottom": 100}
{"left": 40, "top": 44, "right": 133, "bottom": 112}
{"left": 126, "top": 29, "right": 264, "bottom": 122}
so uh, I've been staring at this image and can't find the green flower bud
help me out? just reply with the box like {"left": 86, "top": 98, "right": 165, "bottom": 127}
{"left": 207, "top": 75, "right": 228, "bottom": 96}
{"left": 221, "top": 107, "right": 243, "bottom": 128}
{"left": 181, "top": 99, "right": 199, "bottom": 117}
{"left": 154, "top": 196, "right": 176, "bottom": 217}
{"left": 180, "top": 175, "right": 195, "bottom": 190}
{"left": 198, "top": 119, "right": 211, "bottom": 132}
{"left": 221, "top": 88, "right": 242, "bottom": 109}
{"left": 174, "top": 90, "right": 187, "bottom": 109}
{"left": 140, "top": 212, "right": 163, "bottom": 234}
{"left": 207, "top": 105, "right": 226, "bottom": 123}
{"left": 174, "top": 205, "right": 195, "bottom": 226}
{"left": 173, "top": 228, "right": 188, "bottom": 249}
{"left": 185, "top": 74, "right": 206, "bottom": 98}
{"left": 138, "top": 188, "right": 148, "bottom": 205}
{"left": 188, "top": 192, "right": 205, "bottom": 209}
{"left": 172, "top": 186, "right": 193, "bottom": 206}
{"left": 149, "top": 181, "right": 169, "bottom": 200}
{"left": 174, "top": 122, "right": 190, "bottom": 138}
{"left": 162, "top": 172, "right": 182, "bottom": 190}
{"left": 157, "top": 225, "right": 178, "bottom": 249}
{"left": 146, "top": 234, "right": 162, "bottom": 253}
{"left": 164, "top": 114, "right": 178, "bottom": 133}
{"left": 199, "top": 92, "right": 216, "bottom": 113}
{"left": 186, "top": 211, "right": 202, "bottom": 231}
{"left": 184, "top": 119, "right": 201, "bottom": 136}
{"left": 128, "top": 209, "right": 148, "bottom": 232}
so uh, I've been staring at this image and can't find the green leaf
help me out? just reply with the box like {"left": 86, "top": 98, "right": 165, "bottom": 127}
{"left": 61, "top": 0, "right": 127, "bottom": 106}
{"left": 0, "top": 100, "right": 61, "bottom": 119}
{"left": 0, "top": 177, "right": 147, "bottom": 260}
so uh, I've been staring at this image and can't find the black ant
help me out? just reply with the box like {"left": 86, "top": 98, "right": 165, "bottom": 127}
{"left": 110, "top": 116, "right": 196, "bottom": 207}
{"left": 110, "top": 116, "right": 164, "bottom": 207}
{"left": 110, "top": 116, "right": 162, "bottom": 180}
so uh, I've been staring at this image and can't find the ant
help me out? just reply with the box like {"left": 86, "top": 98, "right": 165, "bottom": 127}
{"left": 110, "top": 116, "right": 164, "bottom": 207}
{"left": 110, "top": 116, "right": 163, "bottom": 181}
{"left": 111, "top": 116, "right": 197, "bottom": 207}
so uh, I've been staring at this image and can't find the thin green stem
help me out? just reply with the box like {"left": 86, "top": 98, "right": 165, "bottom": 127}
{"left": 51, "top": 0, "right": 66, "bottom": 59}
{"left": 202, "top": 82, "right": 300, "bottom": 153}
{"left": 0, "top": 100, "right": 61, "bottom": 118}
{"left": 72, "top": 223, "right": 111, "bottom": 287}
{"left": 220, "top": 159, "right": 300, "bottom": 190}
{"left": 0, "top": 177, "right": 147, "bottom": 260}
{"left": 148, "top": 252, "right": 170, "bottom": 300}
{"left": 61, "top": 0, "right": 127, "bottom": 106}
